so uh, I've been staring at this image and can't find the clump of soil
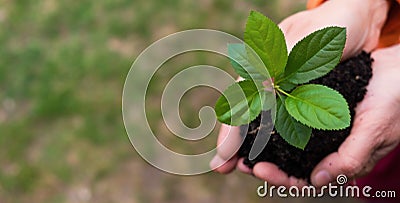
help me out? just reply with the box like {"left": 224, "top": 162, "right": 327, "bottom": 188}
{"left": 238, "top": 51, "right": 373, "bottom": 181}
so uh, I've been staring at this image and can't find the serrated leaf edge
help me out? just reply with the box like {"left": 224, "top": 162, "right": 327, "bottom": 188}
{"left": 284, "top": 84, "right": 351, "bottom": 130}
{"left": 281, "top": 26, "right": 346, "bottom": 84}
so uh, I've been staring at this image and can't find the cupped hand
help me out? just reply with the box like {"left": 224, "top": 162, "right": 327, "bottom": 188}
{"left": 279, "top": 0, "right": 388, "bottom": 59}
{"left": 210, "top": 0, "right": 390, "bottom": 187}
{"left": 311, "top": 44, "right": 400, "bottom": 187}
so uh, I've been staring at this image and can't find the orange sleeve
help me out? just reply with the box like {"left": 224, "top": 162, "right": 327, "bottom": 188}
{"left": 306, "top": 0, "right": 326, "bottom": 9}
{"left": 307, "top": 0, "right": 400, "bottom": 48}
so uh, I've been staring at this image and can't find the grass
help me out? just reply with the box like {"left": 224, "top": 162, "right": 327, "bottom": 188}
{"left": 0, "top": 0, "right": 308, "bottom": 202}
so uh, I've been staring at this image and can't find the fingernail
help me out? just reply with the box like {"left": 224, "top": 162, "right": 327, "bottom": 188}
{"left": 313, "top": 170, "right": 332, "bottom": 187}
{"left": 210, "top": 155, "right": 223, "bottom": 169}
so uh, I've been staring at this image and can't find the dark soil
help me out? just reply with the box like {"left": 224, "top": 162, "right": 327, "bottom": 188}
{"left": 238, "top": 51, "right": 373, "bottom": 181}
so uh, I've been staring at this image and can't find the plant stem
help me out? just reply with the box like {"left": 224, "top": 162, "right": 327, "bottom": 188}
{"left": 275, "top": 86, "right": 293, "bottom": 98}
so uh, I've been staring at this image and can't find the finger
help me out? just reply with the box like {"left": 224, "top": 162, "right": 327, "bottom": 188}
{"left": 216, "top": 124, "right": 242, "bottom": 161}
{"left": 210, "top": 124, "right": 242, "bottom": 174}
{"left": 210, "top": 154, "right": 238, "bottom": 174}
{"left": 371, "top": 44, "right": 400, "bottom": 68}
{"left": 253, "top": 162, "right": 307, "bottom": 187}
{"left": 236, "top": 158, "right": 253, "bottom": 175}
{"left": 311, "top": 112, "right": 379, "bottom": 187}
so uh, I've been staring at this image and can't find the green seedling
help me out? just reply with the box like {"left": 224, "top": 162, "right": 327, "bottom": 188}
{"left": 215, "top": 11, "right": 350, "bottom": 149}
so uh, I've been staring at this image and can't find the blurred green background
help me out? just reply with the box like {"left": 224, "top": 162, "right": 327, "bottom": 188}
{"left": 0, "top": 0, "right": 361, "bottom": 202}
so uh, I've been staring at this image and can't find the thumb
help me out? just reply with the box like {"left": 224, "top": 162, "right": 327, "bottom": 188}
{"left": 310, "top": 115, "right": 378, "bottom": 187}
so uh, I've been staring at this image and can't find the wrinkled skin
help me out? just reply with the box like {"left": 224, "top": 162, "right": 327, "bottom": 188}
{"left": 210, "top": 0, "right": 398, "bottom": 188}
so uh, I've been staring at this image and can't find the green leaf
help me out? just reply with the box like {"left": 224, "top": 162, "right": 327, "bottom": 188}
{"left": 284, "top": 27, "right": 346, "bottom": 84}
{"left": 215, "top": 80, "right": 264, "bottom": 126}
{"left": 228, "top": 43, "right": 269, "bottom": 81}
{"left": 285, "top": 84, "right": 350, "bottom": 130}
{"left": 278, "top": 81, "right": 296, "bottom": 92}
{"left": 244, "top": 11, "right": 288, "bottom": 78}
{"left": 275, "top": 98, "right": 312, "bottom": 149}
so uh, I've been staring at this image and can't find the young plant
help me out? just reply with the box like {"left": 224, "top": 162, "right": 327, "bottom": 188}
{"left": 215, "top": 11, "right": 350, "bottom": 149}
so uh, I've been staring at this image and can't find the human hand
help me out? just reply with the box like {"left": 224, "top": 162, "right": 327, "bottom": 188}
{"left": 210, "top": 0, "right": 390, "bottom": 187}
{"left": 279, "top": 0, "right": 389, "bottom": 59}
{"left": 311, "top": 44, "right": 400, "bottom": 187}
